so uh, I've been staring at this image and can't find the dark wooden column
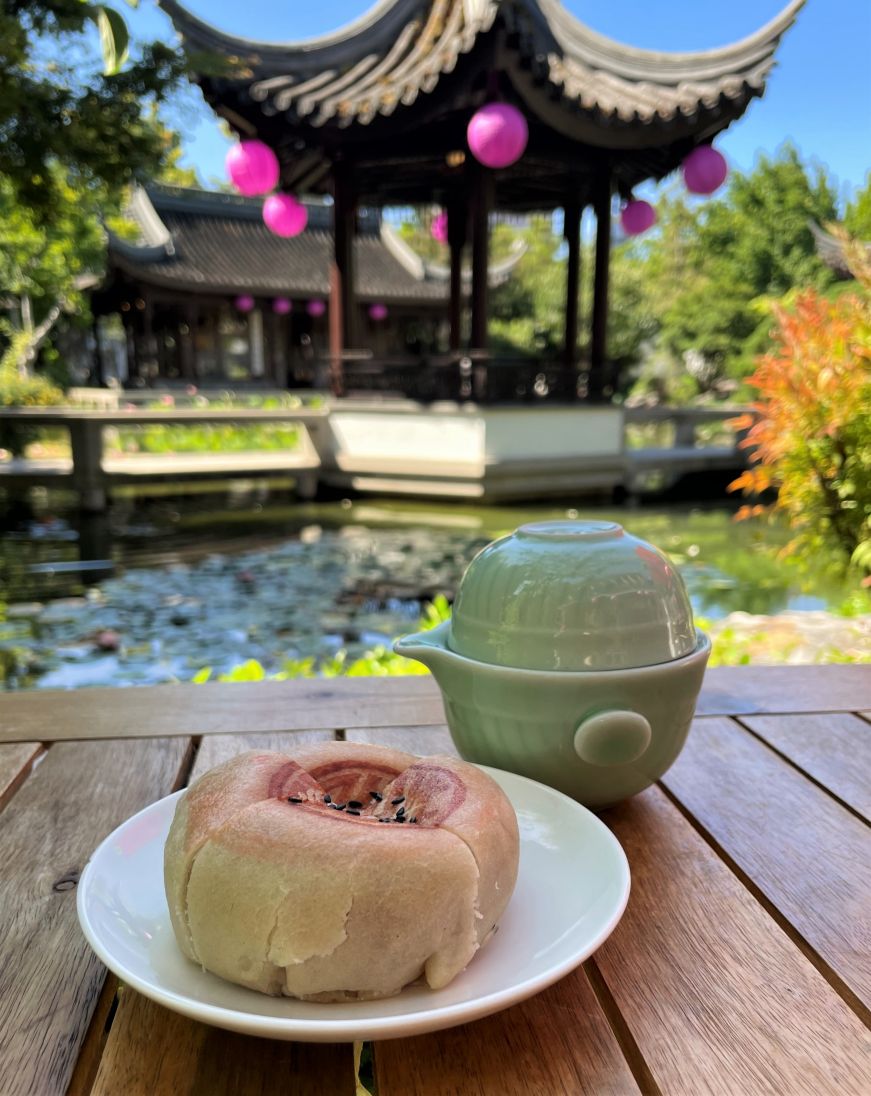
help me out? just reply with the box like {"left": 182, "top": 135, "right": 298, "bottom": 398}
{"left": 470, "top": 167, "right": 493, "bottom": 351}
{"left": 179, "top": 299, "right": 199, "bottom": 381}
{"left": 447, "top": 200, "right": 466, "bottom": 352}
{"left": 330, "top": 161, "right": 357, "bottom": 396}
{"left": 563, "top": 198, "right": 582, "bottom": 370}
{"left": 91, "top": 316, "right": 105, "bottom": 386}
{"left": 142, "top": 293, "right": 155, "bottom": 380}
{"left": 590, "top": 168, "right": 612, "bottom": 401}
{"left": 213, "top": 305, "right": 226, "bottom": 378}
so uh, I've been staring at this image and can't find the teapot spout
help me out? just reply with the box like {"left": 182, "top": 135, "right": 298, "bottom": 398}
{"left": 393, "top": 621, "right": 454, "bottom": 673}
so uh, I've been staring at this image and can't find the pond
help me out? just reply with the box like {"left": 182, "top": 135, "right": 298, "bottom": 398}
{"left": 0, "top": 485, "right": 865, "bottom": 689}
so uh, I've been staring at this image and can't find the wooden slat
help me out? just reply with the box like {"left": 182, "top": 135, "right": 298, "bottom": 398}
{"left": 90, "top": 989, "right": 354, "bottom": 1096}
{"left": 594, "top": 786, "right": 871, "bottom": 1095}
{"left": 0, "top": 741, "right": 42, "bottom": 811}
{"left": 374, "top": 966, "right": 640, "bottom": 1096}
{"left": 0, "top": 737, "right": 190, "bottom": 1096}
{"left": 695, "top": 664, "right": 871, "bottom": 717}
{"left": 66, "top": 974, "right": 119, "bottom": 1096}
{"left": 190, "top": 730, "right": 336, "bottom": 779}
{"left": 0, "top": 678, "right": 446, "bottom": 743}
{"left": 2, "top": 667, "right": 870, "bottom": 746}
{"left": 87, "top": 730, "right": 339, "bottom": 1092}
{"left": 739, "top": 712, "right": 871, "bottom": 822}
{"left": 663, "top": 717, "right": 871, "bottom": 1012}
{"left": 346, "top": 723, "right": 458, "bottom": 755}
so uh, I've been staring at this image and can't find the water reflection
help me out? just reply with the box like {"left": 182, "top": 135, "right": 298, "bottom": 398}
{"left": 0, "top": 485, "right": 854, "bottom": 690}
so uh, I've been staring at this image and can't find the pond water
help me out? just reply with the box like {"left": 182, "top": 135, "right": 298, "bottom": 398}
{"left": 0, "top": 485, "right": 861, "bottom": 689}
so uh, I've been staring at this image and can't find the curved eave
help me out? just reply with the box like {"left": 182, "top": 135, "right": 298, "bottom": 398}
{"left": 532, "top": 0, "right": 805, "bottom": 84}
{"left": 163, "top": 0, "right": 803, "bottom": 137}
{"left": 158, "top": 0, "right": 491, "bottom": 78}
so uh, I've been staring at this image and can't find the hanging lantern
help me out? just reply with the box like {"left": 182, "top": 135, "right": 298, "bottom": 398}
{"left": 431, "top": 211, "right": 448, "bottom": 243}
{"left": 682, "top": 146, "right": 728, "bottom": 195}
{"left": 620, "top": 199, "right": 657, "bottom": 236}
{"left": 368, "top": 303, "right": 388, "bottom": 322}
{"left": 306, "top": 299, "right": 326, "bottom": 318}
{"left": 234, "top": 294, "right": 255, "bottom": 313}
{"left": 263, "top": 193, "right": 308, "bottom": 238}
{"left": 467, "top": 103, "right": 528, "bottom": 169}
{"left": 272, "top": 297, "right": 292, "bottom": 315}
{"left": 225, "top": 140, "right": 280, "bottom": 197}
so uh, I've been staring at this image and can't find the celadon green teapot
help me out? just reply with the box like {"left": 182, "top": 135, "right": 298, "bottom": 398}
{"left": 394, "top": 521, "right": 710, "bottom": 808}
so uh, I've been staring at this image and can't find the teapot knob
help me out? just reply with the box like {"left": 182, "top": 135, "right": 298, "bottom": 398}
{"left": 573, "top": 710, "right": 652, "bottom": 767}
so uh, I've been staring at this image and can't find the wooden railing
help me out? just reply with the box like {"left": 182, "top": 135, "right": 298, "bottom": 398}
{"left": 0, "top": 406, "right": 326, "bottom": 511}
{"left": 0, "top": 400, "right": 751, "bottom": 511}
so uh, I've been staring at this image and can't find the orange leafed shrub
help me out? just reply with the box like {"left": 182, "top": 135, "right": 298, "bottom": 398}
{"left": 730, "top": 243, "right": 871, "bottom": 577}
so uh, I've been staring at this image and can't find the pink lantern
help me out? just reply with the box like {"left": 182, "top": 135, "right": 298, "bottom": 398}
{"left": 234, "top": 294, "right": 255, "bottom": 313}
{"left": 306, "top": 299, "right": 326, "bottom": 318}
{"left": 683, "top": 145, "right": 728, "bottom": 195}
{"left": 467, "top": 103, "right": 528, "bottom": 169}
{"left": 272, "top": 297, "right": 292, "bottom": 315}
{"left": 368, "top": 303, "right": 388, "bottom": 322}
{"left": 263, "top": 193, "right": 308, "bottom": 238}
{"left": 225, "top": 140, "right": 280, "bottom": 197}
{"left": 431, "top": 211, "right": 448, "bottom": 243}
{"left": 621, "top": 199, "right": 657, "bottom": 236}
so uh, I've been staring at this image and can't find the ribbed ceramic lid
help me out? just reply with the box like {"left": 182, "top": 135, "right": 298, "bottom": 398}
{"left": 448, "top": 521, "right": 697, "bottom": 671}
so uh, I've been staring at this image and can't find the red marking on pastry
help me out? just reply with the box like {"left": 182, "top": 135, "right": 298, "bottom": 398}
{"left": 382, "top": 763, "right": 465, "bottom": 826}
{"left": 268, "top": 760, "right": 321, "bottom": 801}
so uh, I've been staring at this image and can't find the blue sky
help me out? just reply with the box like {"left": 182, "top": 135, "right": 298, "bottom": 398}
{"left": 131, "top": 0, "right": 870, "bottom": 205}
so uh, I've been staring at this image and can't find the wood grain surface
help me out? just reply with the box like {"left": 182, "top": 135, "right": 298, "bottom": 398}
{"left": 594, "top": 785, "right": 871, "bottom": 1095}
{"left": 0, "top": 737, "right": 189, "bottom": 1096}
{"left": 739, "top": 712, "right": 871, "bottom": 821}
{"left": 346, "top": 723, "right": 458, "bottom": 755}
{"left": 90, "top": 989, "right": 354, "bottom": 1096}
{"left": 693, "top": 664, "right": 871, "bottom": 716}
{"left": 0, "top": 740, "right": 42, "bottom": 811}
{"left": 2, "top": 672, "right": 870, "bottom": 1095}
{"left": 374, "top": 965, "right": 641, "bottom": 1096}
{"left": 0, "top": 678, "right": 446, "bottom": 742}
{"left": 2, "top": 666, "right": 869, "bottom": 745}
{"left": 663, "top": 717, "right": 871, "bottom": 1013}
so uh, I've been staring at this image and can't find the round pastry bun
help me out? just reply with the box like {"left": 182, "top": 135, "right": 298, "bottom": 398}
{"left": 164, "top": 742, "right": 519, "bottom": 1001}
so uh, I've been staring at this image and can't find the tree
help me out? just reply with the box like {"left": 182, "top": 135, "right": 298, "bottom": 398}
{"left": 657, "top": 145, "right": 838, "bottom": 381}
{"left": 0, "top": 2, "right": 188, "bottom": 219}
{"left": 844, "top": 174, "right": 871, "bottom": 240}
{"left": 0, "top": 170, "right": 109, "bottom": 326}
{"left": 730, "top": 231, "right": 871, "bottom": 578}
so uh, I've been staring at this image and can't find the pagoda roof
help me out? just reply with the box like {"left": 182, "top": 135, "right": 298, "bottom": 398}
{"left": 160, "top": 0, "right": 803, "bottom": 207}
{"left": 106, "top": 185, "right": 520, "bottom": 300}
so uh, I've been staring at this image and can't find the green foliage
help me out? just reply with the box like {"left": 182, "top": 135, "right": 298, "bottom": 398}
{"left": 844, "top": 174, "right": 871, "bottom": 240}
{"left": 112, "top": 391, "right": 306, "bottom": 454}
{"left": 0, "top": 2, "right": 187, "bottom": 217}
{"left": 730, "top": 237, "right": 871, "bottom": 578}
{"left": 192, "top": 599, "right": 445, "bottom": 684}
{"left": 656, "top": 145, "right": 838, "bottom": 382}
{"left": 0, "top": 327, "right": 65, "bottom": 455}
{"left": 0, "top": 170, "right": 108, "bottom": 323}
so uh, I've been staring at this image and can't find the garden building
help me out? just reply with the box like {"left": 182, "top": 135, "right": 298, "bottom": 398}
{"left": 91, "top": 184, "right": 520, "bottom": 390}
{"left": 161, "top": 0, "right": 803, "bottom": 402}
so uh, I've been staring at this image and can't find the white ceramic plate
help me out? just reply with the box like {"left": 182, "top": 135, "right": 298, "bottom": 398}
{"left": 77, "top": 767, "right": 630, "bottom": 1042}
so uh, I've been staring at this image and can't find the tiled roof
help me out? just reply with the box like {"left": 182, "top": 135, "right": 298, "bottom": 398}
{"left": 108, "top": 186, "right": 451, "bottom": 302}
{"left": 159, "top": 0, "right": 803, "bottom": 135}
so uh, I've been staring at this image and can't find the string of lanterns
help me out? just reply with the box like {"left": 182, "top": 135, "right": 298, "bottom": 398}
{"left": 226, "top": 140, "right": 308, "bottom": 238}
{"left": 231, "top": 296, "right": 387, "bottom": 319}
{"left": 228, "top": 104, "right": 728, "bottom": 249}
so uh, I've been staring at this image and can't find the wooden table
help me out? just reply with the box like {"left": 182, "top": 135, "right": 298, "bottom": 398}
{"left": 1, "top": 666, "right": 869, "bottom": 1095}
